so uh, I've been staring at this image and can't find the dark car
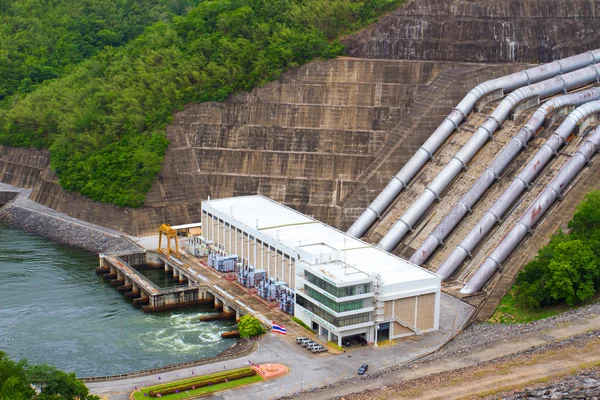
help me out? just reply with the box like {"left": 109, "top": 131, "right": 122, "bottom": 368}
{"left": 358, "top": 364, "right": 368, "bottom": 375}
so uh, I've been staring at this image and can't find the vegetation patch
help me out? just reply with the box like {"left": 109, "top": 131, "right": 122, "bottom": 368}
{"left": 131, "top": 367, "right": 263, "bottom": 399}
{"left": 292, "top": 316, "right": 312, "bottom": 332}
{"left": 0, "top": 0, "right": 403, "bottom": 207}
{"left": 237, "top": 314, "right": 266, "bottom": 338}
{"left": 490, "top": 190, "right": 600, "bottom": 323}
{"left": 0, "top": 350, "right": 99, "bottom": 399}
{"left": 327, "top": 341, "right": 345, "bottom": 352}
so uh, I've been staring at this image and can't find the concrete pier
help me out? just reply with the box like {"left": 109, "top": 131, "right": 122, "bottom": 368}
{"left": 98, "top": 251, "right": 247, "bottom": 319}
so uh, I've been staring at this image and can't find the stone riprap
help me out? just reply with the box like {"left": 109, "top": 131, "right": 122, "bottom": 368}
{"left": 0, "top": 202, "right": 140, "bottom": 254}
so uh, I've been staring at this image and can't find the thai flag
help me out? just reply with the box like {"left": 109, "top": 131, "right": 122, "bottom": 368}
{"left": 272, "top": 321, "right": 287, "bottom": 334}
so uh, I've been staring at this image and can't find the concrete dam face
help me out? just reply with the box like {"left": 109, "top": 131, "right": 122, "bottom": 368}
{"left": 1, "top": 0, "right": 600, "bottom": 241}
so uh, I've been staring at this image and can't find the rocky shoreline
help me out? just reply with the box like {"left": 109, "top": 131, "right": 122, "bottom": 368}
{"left": 0, "top": 202, "right": 141, "bottom": 254}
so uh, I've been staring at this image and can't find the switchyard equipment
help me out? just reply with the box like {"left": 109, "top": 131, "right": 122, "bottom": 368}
{"left": 410, "top": 87, "right": 600, "bottom": 268}
{"left": 461, "top": 111, "right": 600, "bottom": 294}
{"left": 347, "top": 49, "right": 600, "bottom": 241}
{"left": 187, "top": 235, "right": 211, "bottom": 257}
{"left": 202, "top": 195, "right": 441, "bottom": 347}
{"left": 207, "top": 252, "right": 238, "bottom": 272}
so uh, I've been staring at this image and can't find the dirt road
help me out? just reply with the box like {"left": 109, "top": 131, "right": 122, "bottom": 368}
{"left": 288, "top": 314, "right": 600, "bottom": 400}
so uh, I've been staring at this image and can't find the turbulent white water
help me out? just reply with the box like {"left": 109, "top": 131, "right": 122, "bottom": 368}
{"left": 0, "top": 224, "right": 236, "bottom": 377}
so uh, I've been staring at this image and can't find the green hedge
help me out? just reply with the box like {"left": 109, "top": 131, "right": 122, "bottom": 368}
{"left": 292, "top": 316, "right": 311, "bottom": 332}
{"left": 0, "top": 0, "right": 403, "bottom": 207}
{"left": 149, "top": 369, "right": 256, "bottom": 396}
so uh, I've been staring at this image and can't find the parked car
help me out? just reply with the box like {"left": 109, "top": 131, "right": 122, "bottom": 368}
{"left": 311, "top": 346, "right": 327, "bottom": 353}
{"left": 301, "top": 340, "right": 315, "bottom": 347}
{"left": 296, "top": 336, "right": 308, "bottom": 344}
{"left": 358, "top": 364, "right": 368, "bottom": 375}
{"left": 306, "top": 342, "right": 321, "bottom": 350}
{"left": 342, "top": 340, "right": 352, "bottom": 347}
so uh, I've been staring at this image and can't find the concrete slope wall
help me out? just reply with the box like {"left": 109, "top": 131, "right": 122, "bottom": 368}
{"left": 344, "top": 0, "right": 600, "bottom": 63}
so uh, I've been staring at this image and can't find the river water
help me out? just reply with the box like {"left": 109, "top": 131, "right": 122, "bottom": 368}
{"left": 0, "top": 223, "right": 236, "bottom": 377}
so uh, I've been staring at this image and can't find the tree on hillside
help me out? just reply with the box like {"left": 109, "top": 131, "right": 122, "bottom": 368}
{"left": 0, "top": 351, "right": 99, "bottom": 400}
{"left": 237, "top": 315, "right": 265, "bottom": 338}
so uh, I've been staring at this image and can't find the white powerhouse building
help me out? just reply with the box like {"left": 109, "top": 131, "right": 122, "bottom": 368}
{"left": 201, "top": 195, "right": 441, "bottom": 345}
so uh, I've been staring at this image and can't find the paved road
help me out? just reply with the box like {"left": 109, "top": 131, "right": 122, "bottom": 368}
{"left": 87, "top": 294, "right": 473, "bottom": 399}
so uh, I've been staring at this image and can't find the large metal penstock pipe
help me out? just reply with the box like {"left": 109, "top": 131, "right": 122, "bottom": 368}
{"left": 461, "top": 123, "right": 600, "bottom": 295}
{"left": 346, "top": 50, "right": 600, "bottom": 239}
{"left": 378, "top": 63, "right": 600, "bottom": 252}
{"left": 410, "top": 88, "right": 600, "bottom": 267}
{"left": 440, "top": 99, "right": 600, "bottom": 282}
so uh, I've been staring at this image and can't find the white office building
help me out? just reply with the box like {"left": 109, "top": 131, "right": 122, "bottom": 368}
{"left": 201, "top": 195, "right": 441, "bottom": 346}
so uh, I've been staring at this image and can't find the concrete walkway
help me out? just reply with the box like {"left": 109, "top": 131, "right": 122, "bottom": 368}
{"left": 87, "top": 293, "right": 473, "bottom": 399}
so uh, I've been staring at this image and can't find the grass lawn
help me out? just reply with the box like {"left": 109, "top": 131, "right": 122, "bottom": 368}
{"left": 488, "top": 289, "right": 600, "bottom": 324}
{"left": 132, "top": 368, "right": 263, "bottom": 399}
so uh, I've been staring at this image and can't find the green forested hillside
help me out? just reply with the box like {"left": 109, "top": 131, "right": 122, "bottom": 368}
{"left": 0, "top": 0, "right": 401, "bottom": 207}
{"left": 0, "top": 0, "right": 199, "bottom": 104}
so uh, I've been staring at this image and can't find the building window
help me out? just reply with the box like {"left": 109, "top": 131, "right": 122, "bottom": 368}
{"left": 304, "top": 286, "right": 364, "bottom": 312}
{"left": 296, "top": 295, "right": 370, "bottom": 327}
{"left": 304, "top": 271, "right": 371, "bottom": 298}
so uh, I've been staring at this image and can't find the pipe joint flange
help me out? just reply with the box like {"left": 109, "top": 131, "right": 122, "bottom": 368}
{"left": 452, "top": 156, "right": 468, "bottom": 171}
{"left": 587, "top": 50, "right": 598, "bottom": 64}
{"left": 425, "top": 187, "right": 441, "bottom": 201}
{"left": 430, "top": 233, "right": 444, "bottom": 247}
{"left": 486, "top": 168, "right": 500, "bottom": 181}
{"left": 419, "top": 146, "right": 434, "bottom": 160}
{"left": 399, "top": 219, "right": 414, "bottom": 232}
{"left": 548, "top": 186, "right": 563, "bottom": 201}
{"left": 453, "top": 107, "right": 467, "bottom": 120}
{"left": 457, "top": 244, "right": 472, "bottom": 258}
{"left": 486, "top": 210, "right": 502, "bottom": 223}
{"left": 515, "top": 176, "right": 531, "bottom": 190}
{"left": 391, "top": 176, "right": 408, "bottom": 189}
{"left": 458, "top": 199, "right": 472, "bottom": 213}
{"left": 575, "top": 150, "right": 592, "bottom": 166}
{"left": 480, "top": 124, "right": 494, "bottom": 140}
{"left": 523, "top": 70, "right": 531, "bottom": 85}
{"left": 444, "top": 117, "right": 459, "bottom": 130}
{"left": 488, "top": 115, "right": 502, "bottom": 128}
{"left": 487, "top": 255, "right": 502, "bottom": 269}
{"left": 556, "top": 60, "right": 564, "bottom": 74}
{"left": 517, "top": 220, "right": 533, "bottom": 235}
{"left": 542, "top": 143, "right": 559, "bottom": 157}
{"left": 514, "top": 137, "right": 527, "bottom": 149}
{"left": 557, "top": 74, "right": 567, "bottom": 94}
{"left": 366, "top": 206, "right": 381, "bottom": 219}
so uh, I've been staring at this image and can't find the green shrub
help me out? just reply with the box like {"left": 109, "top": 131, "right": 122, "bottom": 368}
{"left": 237, "top": 314, "right": 266, "bottom": 338}
{"left": 513, "top": 190, "right": 600, "bottom": 309}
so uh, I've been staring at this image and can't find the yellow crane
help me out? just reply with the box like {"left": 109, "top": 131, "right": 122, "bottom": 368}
{"left": 158, "top": 224, "right": 180, "bottom": 258}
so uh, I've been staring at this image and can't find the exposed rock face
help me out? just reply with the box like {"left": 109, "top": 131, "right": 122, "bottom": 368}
{"left": 344, "top": 0, "right": 600, "bottom": 63}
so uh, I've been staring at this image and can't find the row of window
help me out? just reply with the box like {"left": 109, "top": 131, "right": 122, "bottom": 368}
{"left": 304, "top": 271, "right": 371, "bottom": 298}
{"left": 304, "top": 286, "right": 364, "bottom": 313}
{"left": 203, "top": 211, "right": 295, "bottom": 264}
{"left": 296, "top": 295, "right": 371, "bottom": 327}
